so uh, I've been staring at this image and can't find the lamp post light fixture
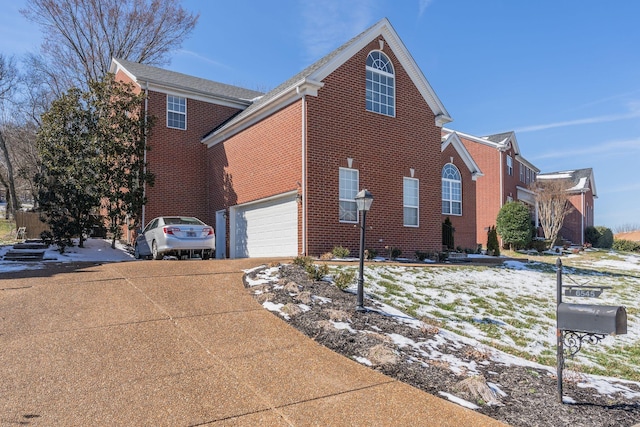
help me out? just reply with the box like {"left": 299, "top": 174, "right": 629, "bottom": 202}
{"left": 354, "top": 189, "right": 373, "bottom": 312}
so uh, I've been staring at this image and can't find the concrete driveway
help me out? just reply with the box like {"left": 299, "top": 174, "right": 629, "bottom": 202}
{"left": 0, "top": 259, "right": 505, "bottom": 426}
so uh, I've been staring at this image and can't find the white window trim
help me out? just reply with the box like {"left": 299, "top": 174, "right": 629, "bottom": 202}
{"left": 403, "top": 177, "right": 419, "bottom": 227}
{"left": 339, "top": 167, "right": 359, "bottom": 223}
{"left": 365, "top": 50, "right": 396, "bottom": 117}
{"left": 506, "top": 155, "right": 513, "bottom": 176}
{"left": 167, "top": 94, "right": 187, "bottom": 130}
{"left": 442, "top": 163, "right": 462, "bottom": 216}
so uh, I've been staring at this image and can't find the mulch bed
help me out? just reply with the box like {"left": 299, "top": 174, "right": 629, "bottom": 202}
{"left": 245, "top": 263, "right": 640, "bottom": 427}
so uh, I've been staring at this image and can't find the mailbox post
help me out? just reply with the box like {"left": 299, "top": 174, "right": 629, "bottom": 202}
{"left": 555, "top": 258, "right": 627, "bottom": 403}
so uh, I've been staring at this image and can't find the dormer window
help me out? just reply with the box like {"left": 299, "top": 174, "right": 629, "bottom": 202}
{"left": 366, "top": 51, "right": 395, "bottom": 116}
{"left": 167, "top": 95, "right": 186, "bottom": 130}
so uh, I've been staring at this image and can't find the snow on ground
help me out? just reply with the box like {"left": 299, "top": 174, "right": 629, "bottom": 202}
{"left": 0, "top": 238, "right": 134, "bottom": 273}
{"left": 247, "top": 252, "right": 640, "bottom": 402}
{"left": 4, "top": 239, "right": 639, "bottom": 402}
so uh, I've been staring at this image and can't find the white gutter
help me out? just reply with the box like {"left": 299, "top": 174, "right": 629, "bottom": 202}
{"left": 301, "top": 93, "right": 308, "bottom": 255}
{"left": 499, "top": 150, "right": 504, "bottom": 207}
{"left": 581, "top": 193, "right": 585, "bottom": 245}
{"left": 142, "top": 81, "right": 149, "bottom": 228}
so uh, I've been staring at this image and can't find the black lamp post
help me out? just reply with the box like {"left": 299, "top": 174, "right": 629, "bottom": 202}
{"left": 354, "top": 189, "right": 373, "bottom": 312}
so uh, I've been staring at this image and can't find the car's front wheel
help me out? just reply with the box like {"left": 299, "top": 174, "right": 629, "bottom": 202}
{"left": 152, "top": 241, "right": 163, "bottom": 260}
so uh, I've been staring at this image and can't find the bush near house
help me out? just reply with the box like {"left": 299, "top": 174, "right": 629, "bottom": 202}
{"left": 496, "top": 201, "right": 533, "bottom": 250}
{"left": 332, "top": 246, "right": 350, "bottom": 258}
{"left": 612, "top": 239, "right": 640, "bottom": 253}
{"left": 487, "top": 226, "right": 500, "bottom": 256}
{"left": 442, "top": 217, "right": 454, "bottom": 251}
{"left": 584, "top": 226, "right": 601, "bottom": 246}
{"left": 595, "top": 226, "right": 614, "bottom": 249}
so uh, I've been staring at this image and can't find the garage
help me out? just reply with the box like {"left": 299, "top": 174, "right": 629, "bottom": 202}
{"left": 230, "top": 192, "right": 298, "bottom": 258}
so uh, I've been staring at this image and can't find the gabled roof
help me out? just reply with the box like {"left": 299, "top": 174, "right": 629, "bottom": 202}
{"left": 203, "top": 17, "right": 452, "bottom": 146}
{"left": 441, "top": 128, "right": 540, "bottom": 172}
{"left": 537, "top": 168, "right": 597, "bottom": 197}
{"left": 441, "top": 132, "right": 483, "bottom": 181}
{"left": 109, "top": 58, "right": 263, "bottom": 107}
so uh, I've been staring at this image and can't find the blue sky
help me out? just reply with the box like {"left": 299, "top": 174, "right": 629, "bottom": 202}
{"left": 1, "top": 0, "right": 639, "bottom": 230}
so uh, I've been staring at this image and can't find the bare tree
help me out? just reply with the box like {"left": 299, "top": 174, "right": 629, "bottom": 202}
{"left": 21, "top": 0, "right": 199, "bottom": 92}
{"left": 614, "top": 223, "right": 640, "bottom": 234}
{"left": 530, "top": 179, "right": 574, "bottom": 247}
{"left": 0, "top": 54, "right": 21, "bottom": 218}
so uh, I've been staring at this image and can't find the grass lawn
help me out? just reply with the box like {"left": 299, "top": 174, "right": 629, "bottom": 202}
{"left": 329, "top": 249, "right": 640, "bottom": 382}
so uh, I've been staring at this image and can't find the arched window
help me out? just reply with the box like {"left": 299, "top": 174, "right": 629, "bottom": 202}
{"left": 366, "top": 51, "right": 395, "bottom": 116}
{"left": 442, "top": 164, "right": 462, "bottom": 215}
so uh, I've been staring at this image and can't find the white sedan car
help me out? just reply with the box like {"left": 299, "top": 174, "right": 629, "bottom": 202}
{"left": 134, "top": 216, "right": 215, "bottom": 260}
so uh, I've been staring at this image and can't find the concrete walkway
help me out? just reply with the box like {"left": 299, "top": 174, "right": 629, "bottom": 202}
{"left": 0, "top": 259, "right": 506, "bottom": 426}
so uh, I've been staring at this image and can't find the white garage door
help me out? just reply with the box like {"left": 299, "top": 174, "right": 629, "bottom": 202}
{"left": 231, "top": 193, "right": 298, "bottom": 258}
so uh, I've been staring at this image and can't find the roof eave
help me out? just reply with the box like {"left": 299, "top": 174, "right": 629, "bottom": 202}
{"left": 203, "top": 78, "right": 324, "bottom": 147}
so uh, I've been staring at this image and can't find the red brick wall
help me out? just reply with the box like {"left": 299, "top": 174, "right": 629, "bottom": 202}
{"left": 441, "top": 144, "right": 478, "bottom": 250}
{"left": 143, "top": 91, "right": 242, "bottom": 226}
{"left": 459, "top": 137, "right": 502, "bottom": 246}
{"left": 114, "top": 69, "right": 244, "bottom": 228}
{"left": 562, "top": 188, "right": 594, "bottom": 245}
{"left": 305, "top": 37, "right": 443, "bottom": 257}
{"left": 207, "top": 102, "right": 303, "bottom": 253}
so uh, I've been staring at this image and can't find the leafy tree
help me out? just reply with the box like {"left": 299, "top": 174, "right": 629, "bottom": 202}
{"left": 88, "top": 75, "right": 154, "bottom": 248}
{"left": 36, "top": 88, "right": 101, "bottom": 251}
{"left": 22, "top": 0, "right": 199, "bottom": 94}
{"left": 487, "top": 226, "right": 500, "bottom": 256}
{"left": 37, "top": 75, "right": 153, "bottom": 251}
{"left": 530, "top": 179, "right": 574, "bottom": 249}
{"left": 496, "top": 201, "right": 533, "bottom": 250}
{"left": 442, "top": 217, "right": 454, "bottom": 251}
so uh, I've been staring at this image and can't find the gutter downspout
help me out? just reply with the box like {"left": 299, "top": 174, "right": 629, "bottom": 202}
{"left": 499, "top": 150, "right": 504, "bottom": 208}
{"left": 142, "top": 81, "right": 149, "bottom": 228}
{"left": 301, "top": 95, "right": 307, "bottom": 255}
{"left": 581, "top": 192, "right": 585, "bottom": 245}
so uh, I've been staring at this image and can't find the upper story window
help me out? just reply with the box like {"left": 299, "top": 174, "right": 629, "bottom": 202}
{"left": 366, "top": 51, "right": 395, "bottom": 117}
{"left": 519, "top": 162, "right": 525, "bottom": 182}
{"left": 339, "top": 167, "right": 359, "bottom": 223}
{"left": 442, "top": 163, "right": 462, "bottom": 215}
{"left": 506, "top": 155, "right": 513, "bottom": 176}
{"left": 403, "top": 177, "right": 419, "bottom": 227}
{"left": 167, "top": 95, "right": 186, "bottom": 130}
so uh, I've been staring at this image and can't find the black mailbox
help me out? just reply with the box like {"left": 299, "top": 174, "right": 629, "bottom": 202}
{"left": 558, "top": 303, "right": 627, "bottom": 335}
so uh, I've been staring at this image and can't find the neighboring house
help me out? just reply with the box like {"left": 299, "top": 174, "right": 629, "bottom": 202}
{"left": 112, "top": 18, "right": 455, "bottom": 258}
{"left": 536, "top": 168, "right": 597, "bottom": 245}
{"left": 615, "top": 231, "right": 640, "bottom": 242}
{"left": 441, "top": 129, "right": 540, "bottom": 247}
{"left": 440, "top": 132, "right": 483, "bottom": 250}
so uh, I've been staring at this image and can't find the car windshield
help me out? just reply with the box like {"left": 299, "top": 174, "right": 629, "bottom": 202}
{"left": 163, "top": 217, "right": 205, "bottom": 226}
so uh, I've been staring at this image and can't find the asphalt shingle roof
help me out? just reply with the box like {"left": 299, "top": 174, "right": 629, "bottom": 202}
{"left": 113, "top": 58, "right": 263, "bottom": 102}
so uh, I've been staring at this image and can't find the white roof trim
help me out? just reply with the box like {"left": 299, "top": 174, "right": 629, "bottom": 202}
{"left": 109, "top": 58, "right": 252, "bottom": 109}
{"left": 442, "top": 132, "right": 483, "bottom": 181}
{"left": 204, "top": 18, "right": 452, "bottom": 146}
{"left": 309, "top": 18, "right": 451, "bottom": 126}
{"left": 204, "top": 78, "right": 324, "bottom": 148}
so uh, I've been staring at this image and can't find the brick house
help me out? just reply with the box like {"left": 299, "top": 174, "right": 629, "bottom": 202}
{"left": 112, "top": 18, "right": 459, "bottom": 258}
{"left": 440, "top": 132, "right": 483, "bottom": 250}
{"left": 109, "top": 57, "right": 263, "bottom": 235}
{"left": 536, "top": 168, "right": 597, "bottom": 245}
{"left": 441, "top": 129, "right": 540, "bottom": 247}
